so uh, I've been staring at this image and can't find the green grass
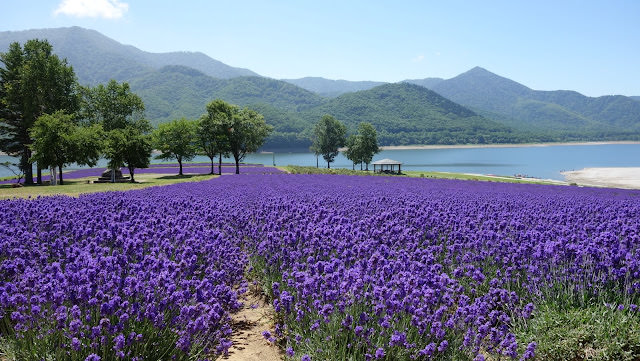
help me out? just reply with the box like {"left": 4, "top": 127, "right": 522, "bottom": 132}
{"left": 513, "top": 303, "right": 640, "bottom": 361}
{"left": 281, "top": 165, "right": 564, "bottom": 186}
{"left": 0, "top": 173, "right": 216, "bottom": 199}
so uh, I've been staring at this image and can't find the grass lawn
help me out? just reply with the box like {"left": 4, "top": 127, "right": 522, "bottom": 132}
{"left": 281, "top": 165, "right": 566, "bottom": 186}
{"left": 0, "top": 173, "right": 217, "bottom": 199}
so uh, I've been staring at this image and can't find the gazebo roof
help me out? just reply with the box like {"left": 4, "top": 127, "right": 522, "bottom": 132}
{"left": 371, "top": 158, "right": 403, "bottom": 165}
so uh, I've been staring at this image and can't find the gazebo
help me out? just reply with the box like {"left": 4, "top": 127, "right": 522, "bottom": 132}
{"left": 371, "top": 158, "right": 403, "bottom": 174}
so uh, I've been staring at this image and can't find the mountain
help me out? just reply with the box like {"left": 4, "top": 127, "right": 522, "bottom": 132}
{"left": 632, "top": 96, "right": 640, "bottom": 102}
{"left": 0, "top": 27, "right": 258, "bottom": 85}
{"left": 127, "top": 65, "right": 324, "bottom": 122}
{"left": 298, "top": 83, "right": 517, "bottom": 145}
{"left": 425, "top": 67, "right": 640, "bottom": 137}
{"left": 282, "top": 77, "right": 386, "bottom": 97}
{"left": 129, "top": 68, "right": 512, "bottom": 148}
{"left": 403, "top": 77, "right": 444, "bottom": 89}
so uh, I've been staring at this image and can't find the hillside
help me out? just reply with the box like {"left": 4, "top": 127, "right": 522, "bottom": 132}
{"left": 425, "top": 67, "right": 640, "bottom": 139}
{"left": 403, "top": 77, "right": 444, "bottom": 89}
{"left": 126, "top": 65, "right": 324, "bottom": 127}
{"left": 299, "top": 83, "right": 519, "bottom": 145}
{"left": 282, "top": 77, "right": 386, "bottom": 97}
{"left": 0, "top": 27, "right": 257, "bottom": 85}
{"left": 631, "top": 96, "right": 640, "bottom": 102}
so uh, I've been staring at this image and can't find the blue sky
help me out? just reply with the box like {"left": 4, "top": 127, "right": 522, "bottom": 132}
{"left": 1, "top": 0, "right": 639, "bottom": 97}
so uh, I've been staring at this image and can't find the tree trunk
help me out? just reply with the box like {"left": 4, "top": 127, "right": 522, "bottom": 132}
{"left": 23, "top": 148, "right": 33, "bottom": 185}
{"left": 360, "top": 163, "right": 363, "bottom": 171}
{"left": 235, "top": 157, "right": 240, "bottom": 174}
{"left": 218, "top": 153, "right": 222, "bottom": 175}
{"left": 37, "top": 166, "right": 42, "bottom": 184}
{"left": 327, "top": 161, "right": 330, "bottom": 169}
{"left": 365, "top": 163, "right": 369, "bottom": 171}
{"left": 58, "top": 165, "right": 64, "bottom": 185}
{"left": 210, "top": 156, "right": 215, "bottom": 175}
{"left": 129, "top": 165, "right": 135, "bottom": 183}
{"left": 178, "top": 157, "right": 183, "bottom": 176}
{"left": 316, "top": 155, "right": 318, "bottom": 168}
{"left": 352, "top": 162, "right": 355, "bottom": 170}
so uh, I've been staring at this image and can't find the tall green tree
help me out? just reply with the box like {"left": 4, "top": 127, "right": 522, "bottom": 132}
{"left": 355, "top": 122, "right": 380, "bottom": 170}
{"left": 198, "top": 99, "right": 233, "bottom": 175}
{"left": 153, "top": 118, "right": 198, "bottom": 176}
{"left": 344, "top": 134, "right": 363, "bottom": 170}
{"left": 223, "top": 107, "right": 272, "bottom": 174}
{"left": 311, "top": 114, "right": 346, "bottom": 168}
{"left": 80, "top": 79, "right": 149, "bottom": 180}
{"left": 29, "top": 111, "right": 103, "bottom": 185}
{"left": 0, "top": 39, "right": 79, "bottom": 184}
{"left": 105, "top": 121, "right": 153, "bottom": 183}
{"left": 80, "top": 80, "right": 145, "bottom": 131}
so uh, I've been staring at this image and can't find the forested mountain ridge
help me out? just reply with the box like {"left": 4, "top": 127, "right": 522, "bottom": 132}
{"left": 422, "top": 67, "right": 640, "bottom": 135}
{"left": 127, "top": 68, "right": 506, "bottom": 148}
{"left": 282, "top": 77, "right": 386, "bottom": 97}
{"left": 402, "top": 77, "right": 445, "bottom": 89}
{"left": 0, "top": 27, "right": 258, "bottom": 85}
{"left": 297, "top": 83, "right": 520, "bottom": 146}
{"left": 128, "top": 65, "right": 325, "bottom": 126}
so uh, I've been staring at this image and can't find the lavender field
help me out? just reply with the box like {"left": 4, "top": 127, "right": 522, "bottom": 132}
{"left": 1, "top": 174, "right": 639, "bottom": 360}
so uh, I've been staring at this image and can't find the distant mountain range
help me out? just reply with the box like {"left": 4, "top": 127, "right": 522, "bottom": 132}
{"left": 0, "top": 27, "right": 257, "bottom": 84}
{"left": 1, "top": 26, "right": 639, "bottom": 149}
{"left": 281, "top": 77, "right": 386, "bottom": 97}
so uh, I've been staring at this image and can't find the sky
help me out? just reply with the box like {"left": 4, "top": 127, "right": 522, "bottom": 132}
{"left": 1, "top": 0, "right": 639, "bottom": 97}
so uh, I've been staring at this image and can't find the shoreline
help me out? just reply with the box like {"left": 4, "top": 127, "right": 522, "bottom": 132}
{"left": 562, "top": 167, "right": 640, "bottom": 190}
{"left": 378, "top": 140, "right": 640, "bottom": 151}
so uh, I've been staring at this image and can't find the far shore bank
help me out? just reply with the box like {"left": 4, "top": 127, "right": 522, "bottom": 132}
{"left": 377, "top": 140, "right": 640, "bottom": 151}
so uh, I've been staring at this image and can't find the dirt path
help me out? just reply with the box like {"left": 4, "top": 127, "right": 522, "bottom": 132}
{"left": 220, "top": 289, "right": 283, "bottom": 361}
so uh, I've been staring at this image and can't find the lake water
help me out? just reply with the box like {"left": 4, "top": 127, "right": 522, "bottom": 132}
{"left": 2, "top": 143, "right": 639, "bottom": 181}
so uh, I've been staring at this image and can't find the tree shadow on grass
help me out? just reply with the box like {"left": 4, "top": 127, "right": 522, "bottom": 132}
{"left": 156, "top": 174, "right": 212, "bottom": 180}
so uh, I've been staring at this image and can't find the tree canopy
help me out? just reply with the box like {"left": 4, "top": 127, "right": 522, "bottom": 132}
{"left": 80, "top": 80, "right": 145, "bottom": 131}
{"left": 29, "top": 111, "right": 103, "bottom": 185}
{"left": 80, "top": 79, "right": 150, "bottom": 181}
{"left": 198, "top": 99, "right": 234, "bottom": 175}
{"left": 0, "top": 39, "right": 79, "bottom": 184}
{"left": 222, "top": 106, "right": 272, "bottom": 174}
{"left": 311, "top": 114, "right": 346, "bottom": 168}
{"left": 105, "top": 122, "right": 153, "bottom": 183}
{"left": 153, "top": 118, "right": 198, "bottom": 176}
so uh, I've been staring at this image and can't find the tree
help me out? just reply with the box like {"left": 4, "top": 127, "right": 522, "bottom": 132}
{"left": 153, "top": 118, "right": 198, "bottom": 176}
{"left": 311, "top": 114, "right": 346, "bottom": 168}
{"left": 198, "top": 99, "right": 233, "bottom": 175}
{"left": 80, "top": 80, "right": 149, "bottom": 181}
{"left": 355, "top": 122, "right": 380, "bottom": 170}
{"left": 223, "top": 107, "right": 272, "bottom": 174}
{"left": 105, "top": 122, "right": 153, "bottom": 183}
{"left": 29, "top": 111, "right": 103, "bottom": 185}
{"left": 344, "top": 134, "right": 363, "bottom": 170}
{"left": 0, "top": 39, "right": 79, "bottom": 184}
{"left": 80, "top": 80, "right": 145, "bottom": 131}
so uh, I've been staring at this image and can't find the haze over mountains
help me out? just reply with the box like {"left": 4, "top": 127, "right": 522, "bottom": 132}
{"left": 1, "top": 26, "right": 639, "bottom": 149}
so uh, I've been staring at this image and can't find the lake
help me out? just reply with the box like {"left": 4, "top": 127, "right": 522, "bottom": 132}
{"left": 2, "top": 143, "right": 639, "bottom": 181}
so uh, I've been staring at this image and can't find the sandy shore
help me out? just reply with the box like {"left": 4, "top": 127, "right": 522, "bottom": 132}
{"left": 379, "top": 141, "right": 640, "bottom": 151}
{"left": 562, "top": 167, "right": 640, "bottom": 189}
